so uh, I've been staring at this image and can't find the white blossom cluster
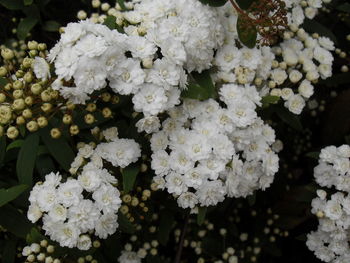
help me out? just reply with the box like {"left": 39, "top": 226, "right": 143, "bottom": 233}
{"left": 150, "top": 95, "right": 279, "bottom": 209}
{"left": 48, "top": 0, "right": 224, "bottom": 120}
{"left": 307, "top": 145, "right": 350, "bottom": 262}
{"left": 27, "top": 127, "right": 141, "bottom": 250}
{"left": 213, "top": 0, "right": 334, "bottom": 115}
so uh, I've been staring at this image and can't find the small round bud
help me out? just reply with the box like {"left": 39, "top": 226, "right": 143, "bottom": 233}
{"left": 13, "top": 89, "right": 23, "bottom": 99}
{"left": 62, "top": 114, "right": 72, "bottom": 124}
{"left": 29, "top": 50, "right": 38, "bottom": 57}
{"left": 27, "top": 41, "right": 38, "bottom": 50}
{"left": 12, "top": 98, "right": 26, "bottom": 110}
{"left": 27, "top": 120, "right": 39, "bottom": 132}
{"left": 70, "top": 125, "right": 79, "bottom": 135}
{"left": 1, "top": 48, "right": 14, "bottom": 60}
{"left": 66, "top": 102, "right": 75, "bottom": 110}
{"left": 46, "top": 245, "right": 54, "bottom": 253}
{"left": 37, "top": 253, "right": 46, "bottom": 261}
{"left": 38, "top": 43, "right": 47, "bottom": 51}
{"left": 84, "top": 113, "right": 95, "bottom": 124}
{"left": 142, "top": 58, "right": 153, "bottom": 69}
{"left": 86, "top": 103, "right": 97, "bottom": 112}
{"left": 22, "top": 57, "right": 33, "bottom": 68}
{"left": 16, "top": 116, "right": 26, "bottom": 125}
{"left": 50, "top": 128, "right": 61, "bottom": 139}
{"left": 6, "top": 126, "right": 19, "bottom": 139}
{"left": 22, "top": 109, "right": 33, "bottom": 119}
{"left": 40, "top": 240, "right": 48, "bottom": 248}
{"left": 41, "top": 90, "right": 52, "bottom": 102}
{"left": 101, "top": 92, "right": 111, "bottom": 102}
{"left": 24, "top": 72, "right": 33, "bottom": 83}
{"left": 45, "top": 256, "right": 54, "bottom": 263}
{"left": 101, "top": 3, "right": 110, "bottom": 11}
{"left": 77, "top": 10, "right": 87, "bottom": 20}
{"left": 13, "top": 80, "right": 23, "bottom": 90}
{"left": 41, "top": 103, "right": 53, "bottom": 113}
{"left": 341, "top": 65, "right": 349, "bottom": 73}
{"left": 111, "top": 95, "right": 120, "bottom": 104}
{"left": 0, "top": 93, "right": 6, "bottom": 103}
{"left": 25, "top": 96, "right": 34, "bottom": 106}
{"left": 92, "top": 240, "right": 101, "bottom": 248}
{"left": 31, "top": 83, "right": 42, "bottom": 95}
{"left": 102, "top": 107, "right": 112, "bottom": 118}
{"left": 0, "top": 66, "right": 7, "bottom": 77}
{"left": 92, "top": 0, "right": 101, "bottom": 8}
{"left": 16, "top": 71, "right": 25, "bottom": 79}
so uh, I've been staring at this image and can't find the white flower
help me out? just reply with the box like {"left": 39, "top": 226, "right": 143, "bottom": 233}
{"left": 132, "top": 84, "right": 168, "bottom": 115}
{"left": 96, "top": 139, "right": 141, "bottom": 168}
{"left": 68, "top": 200, "right": 100, "bottom": 232}
{"left": 284, "top": 94, "right": 305, "bottom": 115}
{"left": 136, "top": 116, "right": 161, "bottom": 134}
{"left": 53, "top": 222, "right": 80, "bottom": 248}
{"left": 48, "top": 204, "right": 67, "bottom": 222}
{"left": 57, "top": 179, "right": 83, "bottom": 207}
{"left": 92, "top": 184, "right": 122, "bottom": 214}
{"left": 33, "top": 57, "right": 51, "bottom": 80}
{"left": 78, "top": 164, "right": 102, "bottom": 192}
{"left": 27, "top": 203, "right": 42, "bottom": 223}
{"left": 95, "top": 213, "right": 119, "bottom": 239}
{"left": 177, "top": 192, "right": 198, "bottom": 209}
{"left": 102, "top": 127, "right": 119, "bottom": 141}
{"left": 77, "top": 235, "right": 92, "bottom": 251}
{"left": 118, "top": 251, "right": 142, "bottom": 263}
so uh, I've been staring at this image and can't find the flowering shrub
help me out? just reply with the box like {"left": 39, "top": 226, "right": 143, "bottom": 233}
{"left": 0, "top": 0, "right": 349, "bottom": 262}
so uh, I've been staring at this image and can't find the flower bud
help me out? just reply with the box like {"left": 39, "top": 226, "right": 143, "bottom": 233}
{"left": 27, "top": 120, "right": 39, "bottom": 132}
{"left": 1, "top": 48, "right": 14, "bottom": 60}
{"left": 22, "top": 57, "right": 33, "bottom": 68}
{"left": 41, "top": 103, "right": 52, "bottom": 112}
{"left": 22, "top": 109, "right": 32, "bottom": 119}
{"left": 31, "top": 83, "right": 42, "bottom": 95}
{"left": 27, "top": 41, "right": 38, "bottom": 50}
{"left": 13, "top": 89, "right": 23, "bottom": 99}
{"left": 0, "top": 66, "right": 7, "bottom": 77}
{"left": 62, "top": 114, "right": 72, "bottom": 124}
{"left": 12, "top": 98, "right": 26, "bottom": 110}
{"left": 70, "top": 125, "right": 79, "bottom": 135}
{"left": 16, "top": 116, "right": 26, "bottom": 125}
{"left": 0, "top": 93, "right": 5, "bottom": 103}
{"left": 13, "top": 80, "right": 23, "bottom": 90}
{"left": 50, "top": 128, "right": 61, "bottom": 139}
{"left": 38, "top": 43, "right": 47, "bottom": 51}
{"left": 84, "top": 113, "right": 95, "bottom": 124}
{"left": 6, "top": 126, "right": 19, "bottom": 139}
{"left": 37, "top": 116, "right": 48, "bottom": 128}
{"left": 23, "top": 72, "right": 33, "bottom": 83}
{"left": 102, "top": 107, "right": 112, "bottom": 118}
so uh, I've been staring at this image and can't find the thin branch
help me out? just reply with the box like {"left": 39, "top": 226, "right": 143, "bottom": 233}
{"left": 174, "top": 211, "right": 191, "bottom": 263}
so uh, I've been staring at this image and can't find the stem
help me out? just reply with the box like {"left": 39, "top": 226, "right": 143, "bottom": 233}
{"left": 228, "top": 0, "right": 246, "bottom": 15}
{"left": 174, "top": 211, "right": 190, "bottom": 263}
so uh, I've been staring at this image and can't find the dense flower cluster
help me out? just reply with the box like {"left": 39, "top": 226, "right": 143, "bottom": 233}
{"left": 213, "top": 1, "right": 334, "bottom": 115}
{"left": 27, "top": 127, "right": 141, "bottom": 250}
{"left": 151, "top": 96, "right": 279, "bottom": 209}
{"left": 307, "top": 145, "right": 350, "bottom": 262}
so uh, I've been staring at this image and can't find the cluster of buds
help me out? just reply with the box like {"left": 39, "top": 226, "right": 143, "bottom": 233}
{"left": 0, "top": 43, "right": 116, "bottom": 140}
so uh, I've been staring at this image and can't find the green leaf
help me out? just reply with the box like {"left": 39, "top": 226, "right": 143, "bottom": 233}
{"left": 17, "top": 17, "right": 39, "bottom": 40}
{"left": 0, "top": 136, "right": 6, "bottom": 165}
{"left": 121, "top": 164, "right": 139, "bottom": 193}
{"left": 43, "top": 20, "right": 60, "bottom": 32}
{"left": 261, "top": 95, "right": 280, "bottom": 108}
{"left": 236, "top": 0, "right": 256, "bottom": 9}
{"left": 0, "top": 0, "right": 24, "bottom": 10}
{"left": 0, "top": 77, "right": 8, "bottom": 86}
{"left": 0, "top": 205, "right": 33, "bottom": 238}
{"left": 118, "top": 212, "right": 136, "bottom": 234}
{"left": 157, "top": 210, "right": 175, "bottom": 246}
{"left": 275, "top": 107, "right": 303, "bottom": 131}
{"left": 237, "top": 14, "right": 257, "bottom": 48}
{"left": 336, "top": 3, "right": 350, "bottom": 13}
{"left": 40, "top": 128, "right": 75, "bottom": 172}
{"left": 198, "top": 0, "right": 227, "bottom": 7}
{"left": 103, "top": 15, "right": 117, "bottom": 30}
{"left": 35, "top": 154, "right": 55, "bottom": 176}
{"left": 116, "top": 0, "right": 126, "bottom": 10}
{"left": 197, "top": 207, "right": 207, "bottom": 226}
{"left": 16, "top": 133, "right": 39, "bottom": 186}
{"left": 182, "top": 70, "right": 217, "bottom": 101}
{"left": 2, "top": 237, "right": 17, "bottom": 263}
{"left": 302, "top": 19, "right": 338, "bottom": 45}
{"left": 6, "top": 139, "right": 24, "bottom": 151}
{"left": 26, "top": 227, "right": 45, "bottom": 244}
{"left": 0, "top": 185, "right": 28, "bottom": 207}
{"left": 24, "top": 0, "right": 33, "bottom": 5}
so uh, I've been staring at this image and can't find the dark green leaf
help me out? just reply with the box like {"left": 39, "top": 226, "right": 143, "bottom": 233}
{"left": 236, "top": 0, "right": 256, "bottom": 9}
{"left": 103, "top": 16, "right": 117, "bottom": 30}
{"left": 35, "top": 154, "right": 56, "bottom": 176}
{"left": 40, "top": 128, "right": 75, "bottom": 171}
{"left": 118, "top": 212, "right": 136, "bottom": 234}
{"left": 24, "top": 0, "right": 33, "bottom": 5}
{"left": 43, "top": 20, "right": 60, "bottom": 32}
{"left": 197, "top": 207, "right": 207, "bottom": 225}
{"left": 17, "top": 17, "right": 39, "bottom": 40}
{"left": 198, "top": 0, "right": 227, "bottom": 7}
{"left": 121, "top": 164, "right": 139, "bottom": 193}
{"left": 2, "top": 237, "right": 17, "bottom": 263}
{"left": 157, "top": 210, "right": 175, "bottom": 245}
{"left": 0, "top": 205, "right": 33, "bottom": 238}
{"left": 6, "top": 139, "right": 24, "bottom": 151}
{"left": 0, "top": 185, "right": 28, "bottom": 207}
{"left": 0, "top": 77, "right": 8, "bottom": 86}
{"left": 302, "top": 19, "right": 338, "bottom": 45}
{"left": 275, "top": 107, "right": 303, "bottom": 131}
{"left": 19, "top": 125, "right": 26, "bottom": 137}
{"left": 0, "top": 0, "right": 24, "bottom": 10}
{"left": 0, "top": 136, "right": 6, "bottom": 165}
{"left": 237, "top": 14, "right": 257, "bottom": 48}
{"left": 336, "top": 3, "right": 350, "bottom": 13}
{"left": 182, "top": 71, "right": 217, "bottom": 101}
{"left": 16, "top": 133, "right": 39, "bottom": 186}
{"left": 320, "top": 73, "right": 350, "bottom": 87}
